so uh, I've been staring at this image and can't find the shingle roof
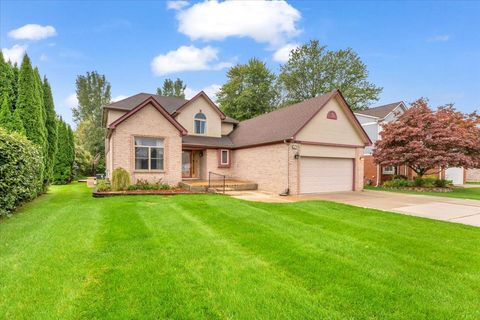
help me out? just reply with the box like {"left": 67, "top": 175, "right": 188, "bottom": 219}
{"left": 104, "top": 93, "right": 187, "bottom": 114}
{"left": 182, "top": 135, "right": 234, "bottom": 148}
{"left": 103, "top": 92, "right": 237, "bottom": 123}
{"left": 355, "top": 102, "right": 403, "bottom": 119}
{"left": 229, "top": 91, "right": 338, "bottom": 148}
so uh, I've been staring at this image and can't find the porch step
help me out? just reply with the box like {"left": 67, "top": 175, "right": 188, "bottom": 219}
{"left": 179, "top": 181, "right": 258, "bottom": 192}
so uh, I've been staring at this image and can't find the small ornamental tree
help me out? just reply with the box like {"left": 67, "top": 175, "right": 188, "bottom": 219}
{"left": 373, "top": 98, "right": 480, "bottom": 177}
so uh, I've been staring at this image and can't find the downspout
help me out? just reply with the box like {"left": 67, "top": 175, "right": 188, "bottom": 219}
{"left": 280, "top": 139, "right": 292, "bottom": 196}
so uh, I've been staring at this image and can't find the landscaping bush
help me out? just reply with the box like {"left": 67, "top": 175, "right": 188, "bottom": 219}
{"left": 111, "top": 167, "right": 130, "bottom": 191}
{"left": 383, "top": 178, "right": 414, "bottom": 188}
{"left": 96, "top": 179, "right": 111, "bottom": 192}
{"left": 422, "top": 176, "right": 437, "bottom": 187}
{"left": 434, "top": 179, "right": 452, "bottom": 188}
{"left": 127, "top": 179, "right": 171, "bottom": 191}
{"left": 0, "top": 128, "right": 43, "bottom": 217}
{"left": 393, "top": 174, "right": 408, "bottom": 180}
{"left": 414, "top": 176, "right": 425, "bottom": 187}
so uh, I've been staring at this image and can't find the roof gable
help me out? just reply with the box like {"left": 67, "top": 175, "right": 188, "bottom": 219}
{"left": 354, "top": 101, "right": 404, "bottom": 119}
{"left": 173, "top": 91, "right": 226, "bottom": 120}
{"left": 108, "top": 96, "right": 187, "bottom": 135}
{"left": 229, "top": 90, "right": 371, "bottom": 148}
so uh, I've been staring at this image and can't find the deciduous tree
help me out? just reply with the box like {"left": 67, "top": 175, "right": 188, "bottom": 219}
{"left": 373, "top": 98, "right": 480, "bottom": 177}
{"left": 218, "top": 58, "right": 278, "bottom": 120}
{"left": 278, "top": 39, "right": 382, "bottom": 110}
{"left": 73, "top": 71, "right": 111, "bottom": 166}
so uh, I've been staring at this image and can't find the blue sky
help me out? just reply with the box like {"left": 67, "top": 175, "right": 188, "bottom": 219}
{"left": 1, "top": 0, "right": 479, "bottom": 126}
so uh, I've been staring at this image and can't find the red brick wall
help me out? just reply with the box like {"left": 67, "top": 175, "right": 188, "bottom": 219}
{"left": 363, "top": 155, "right": 377, "bottom": 185}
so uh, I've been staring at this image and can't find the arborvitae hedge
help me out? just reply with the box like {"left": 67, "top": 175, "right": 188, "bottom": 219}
{"left": 53, "top": 118, "right": 75, "bottom": 184}
{"left": 43, "top": 77, "right": 58, "bottom": 183}
{"left": 0, "top": 96, "right": 24, "bottom": 134}
{"left": 0, "top": 128, "right": 43, "bottom": 217}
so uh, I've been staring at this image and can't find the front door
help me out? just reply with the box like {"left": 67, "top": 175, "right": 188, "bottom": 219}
{"left": 182, "top": 151, "right": 192, "bottom": 178}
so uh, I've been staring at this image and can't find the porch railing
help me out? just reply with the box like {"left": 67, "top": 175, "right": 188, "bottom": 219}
{"left": 208, "top": 171, "right": 226, "bottom": 194}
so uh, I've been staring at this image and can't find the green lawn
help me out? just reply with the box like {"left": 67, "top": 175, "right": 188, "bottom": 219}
{"left": 1, "top": 184, "right": 480, "bottom": 319}
{"left": 366, "top": 185, "right": 480, "bottom": 200}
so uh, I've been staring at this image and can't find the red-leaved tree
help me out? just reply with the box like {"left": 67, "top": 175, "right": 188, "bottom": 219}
{"left": 373, "top": 98, "right": 480, "bottom": 177}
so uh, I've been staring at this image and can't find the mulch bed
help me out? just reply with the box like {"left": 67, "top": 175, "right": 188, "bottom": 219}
{"left": 382, "top": 187, "right": 454, "bottom": 193}
{"left": 93, "top": 189, "right": 205, "bottom": 197}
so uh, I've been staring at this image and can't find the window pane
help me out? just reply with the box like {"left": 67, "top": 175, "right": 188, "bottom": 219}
{"left": 150, "top": 147, "right": 163, "bottom": 158}
{"left": 135, "top": 137, "right": 163, "bottom": 147}
{"left": 135, "top": 147, "right": 148, "bottom": 158}
{"left": 195, "top": 112, "right": 206, "bottom": 120}
{"left": 135, "top": 159, "right": 149, "bottom": 170}
{"left": 151, "top": 158, "right": 164, "bottom": 170}
{"left": 200, "top": 121, "right": 205, "bottom": 133}
{"left": 221, "top": 150, "right": 228, "bottom": 164}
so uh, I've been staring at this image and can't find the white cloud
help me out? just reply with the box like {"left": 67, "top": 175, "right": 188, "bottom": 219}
{"left": 167, "top": 0, "right": 189, "bottom": 10}
{"left": 40, "top": 53, "right": 48, "bottom": 61}
{"left": 8, "top": 24, "right": 57, "bottom": 40}
{"left": 112, "top": 95, "right": 128, "bottom": 102}
{"left": 151, "top": 45, "right": 232, "bottom": 76}
{"left": 427, "top": 34, "right": 451, "bottom": 43}
{"left": 2, "top": 44, "right": 27, "bottom": 64}
{"left": 273, "top": 43, "right": 299, "bottom": 62}
{"left": 65, "top": 93, "right": 78, "bottom": 109}
{"left": 175, "top": 0, "right": 301, "bottom": 47}
{"left": 185, "top": 84, "right": 221, "bottom": 101}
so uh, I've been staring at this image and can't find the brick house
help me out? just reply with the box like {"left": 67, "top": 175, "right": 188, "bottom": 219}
{"left": 102, "top": 90, "right": 372, "bottom": 194}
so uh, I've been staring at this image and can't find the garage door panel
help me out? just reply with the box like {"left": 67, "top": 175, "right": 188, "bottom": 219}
{"left": 300, "top": 157, "right": 353, "bottom": 193}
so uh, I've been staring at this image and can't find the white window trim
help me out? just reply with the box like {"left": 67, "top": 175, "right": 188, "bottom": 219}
{"left": 193, "top": 112, "right": 207, "bottom": 135}
{"left": 134, "top": 137, "right": 165, "bottom": 172}
{"left": 220, "top": 149, "right": 229, "bottom": 165}
{"left": 382, "top": 165, "right": 395, "bottom": 175}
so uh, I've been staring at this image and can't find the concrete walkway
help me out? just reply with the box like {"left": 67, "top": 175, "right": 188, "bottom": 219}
{"left": 228, "top": 190, "right": 480, "bottom": 227}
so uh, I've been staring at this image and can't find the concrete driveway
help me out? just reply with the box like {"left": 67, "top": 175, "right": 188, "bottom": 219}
{"left": 228, "top": 190, "right": 480, "bottom": 227}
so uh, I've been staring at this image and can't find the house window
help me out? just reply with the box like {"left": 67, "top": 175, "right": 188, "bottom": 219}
{"left": 134, "top": 137, "right": 164, "bottom": 171}
{"left": 194, "top": 112, "right": 206, "bottom": 134}
{"left": 219, "top": 149, "right": 230, "bottom": 167}
{"left": 382, "top": 165, "right": 395, "bottom": 175}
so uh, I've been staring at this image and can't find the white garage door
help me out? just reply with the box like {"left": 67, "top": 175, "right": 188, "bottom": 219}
{"left": 300, "top": 157, "right": 353, "bottom": 194}
{"left": 445, "top": 167, "right": 464, "bottom": 185}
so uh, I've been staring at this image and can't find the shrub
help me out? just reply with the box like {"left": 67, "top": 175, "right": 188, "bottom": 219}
{"left": 383, "top": 178, "right": 414, "bottom": 188}
{"left": 0, "top": 128, "right": 43, "bottom": 217}
{"left": 96, "top": 179, "right": 111, "bottom": 192}
{"left": 127, "top": 179, "right": 171, "bottom": 191}
{"left": 434, "top": 179, "right": 452, "bottom": 188}
{"left": 393, "top": 174, "right": 408, "bottom": 180}
{"left": 414, "top": 176, "right": 425, "bottom": 187}
{"left": 422, "top": 176, "right": 437, "bottom": 188}
{"left": 111, "top": 167, "right": 130, "bottom": 191}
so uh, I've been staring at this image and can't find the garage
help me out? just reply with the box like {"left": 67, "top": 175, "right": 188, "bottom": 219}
{"left": 300, "top": 157, "right": 354, "bottom": 193}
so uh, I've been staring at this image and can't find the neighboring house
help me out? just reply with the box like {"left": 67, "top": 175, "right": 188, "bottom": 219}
{"left": 354, "top": 102, "right": 408, "bottom": 185}
{"left": 466, "top": 169, "right": 480, "bottom": 182}
{"left": 102, "top": 90, "right": 371, "bottom": 194}
{"left": 355, "top": 102, "right": 467, "bottom": 185}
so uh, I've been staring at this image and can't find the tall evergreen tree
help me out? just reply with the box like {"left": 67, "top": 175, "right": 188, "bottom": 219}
{"left": 53, "top": 118, "right": 73, "bottom": 184}
{"left": 156, "top": 78, "right": 186, "bottom": 99}
{"left": 16, "top": 55, "right": 47, "bottom": 148}
{"left": 43, "top": 77, "right": 58, "bottom": 183}
{"left": 0, "top": 52, "right": 16, "bottom": 110}
{"left": 0, "top": 96, "right": 24, "bottom": 134}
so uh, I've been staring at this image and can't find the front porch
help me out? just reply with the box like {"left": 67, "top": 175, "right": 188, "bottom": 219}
{"left": 179, "top": 179, "right": 258, "bottom": 193}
